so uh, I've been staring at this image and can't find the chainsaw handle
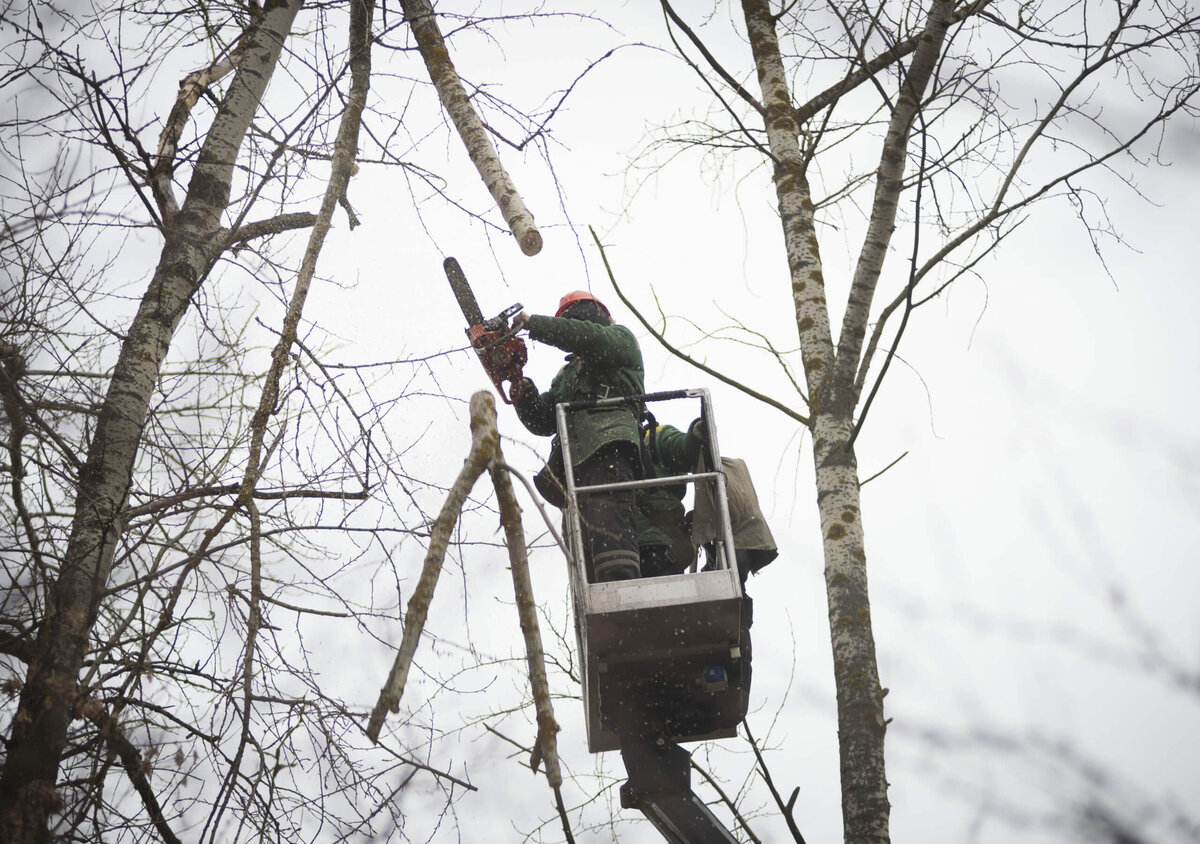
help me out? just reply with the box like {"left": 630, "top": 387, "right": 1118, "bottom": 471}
{"left": 497, "top": 379, "right": 519, "bottom": 405}
{"left": 473, "top": 328, "right": 520, "bottom": 353}
{"left": 472, "top": 303, "right": 524, "bottom": 352}
{"left": 465, "top": 318, "right": 527, "bottom": 405}
{"left": 483, "top": 303, "right": 523, "bottom": 331}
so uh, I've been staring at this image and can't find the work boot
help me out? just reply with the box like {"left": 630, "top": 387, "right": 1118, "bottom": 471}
{"left": 595, "top": 560, "right": 641, "bottom": 581}
{"left": 638, "top": 544, "right": 678, "bottom": 578}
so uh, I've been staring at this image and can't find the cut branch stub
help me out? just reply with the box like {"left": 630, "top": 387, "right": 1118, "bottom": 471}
{"left": 366, "top": 391, "right": 563, "bottom": 797}
{"left": 366, "top": 392, "right": 497, "bottom": 742}
{"left": 401, "top": 0, "right": 543, "bottom": 256}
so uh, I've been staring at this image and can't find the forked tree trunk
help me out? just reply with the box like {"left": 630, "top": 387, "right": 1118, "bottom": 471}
{"left": 741, "top": 0, "right": 887, "bottom": 840}
{"left": 741, "top": 0, "right": 958, "bottom": 840}
{"left": 0, "top": 3, "right": 304, "bottom": 840}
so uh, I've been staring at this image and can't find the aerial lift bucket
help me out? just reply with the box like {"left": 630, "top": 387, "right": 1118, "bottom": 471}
{"left": 555, "top": 389, "right": 747, "bottom": 754}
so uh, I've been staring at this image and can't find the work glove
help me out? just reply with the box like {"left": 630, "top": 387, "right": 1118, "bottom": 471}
{"left": 511, "top": 311, "right": 532, "bottom": 333}
{"left": 509, "top": 376, "right": 537, "bottom": 404}
{"left": 685, "top": 417, "right": 707, "bottom": 465}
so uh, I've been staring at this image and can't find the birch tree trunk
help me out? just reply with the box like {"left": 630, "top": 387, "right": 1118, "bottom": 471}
{"left": 0, "top": 3, "right": 304, "bottom": 839}
{"left": 740, "top": 0, "right": 954, "bottom": 840}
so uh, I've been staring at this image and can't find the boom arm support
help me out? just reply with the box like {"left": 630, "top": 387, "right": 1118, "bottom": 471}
{"left": 618, "top": 732, "right": 740, "bottom": 843}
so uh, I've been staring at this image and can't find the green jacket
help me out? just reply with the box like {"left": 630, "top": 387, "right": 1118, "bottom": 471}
{"left": 648, "top": 422, "right": 700, "bottom": 475}
{"left": 514, "top": 315, "right": 645, "bottom": 494}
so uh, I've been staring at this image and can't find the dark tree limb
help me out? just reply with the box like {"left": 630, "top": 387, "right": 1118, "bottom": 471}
{"left": 793, "top": 0, "right": 992, "bottom": 125}
{"left": 744, "top": 720, "right": 808, "bottom": 843}
{"left": 661, "top": 0, "right": 764, "bottom": 116}
{"left": 223, "top": 212, "right": 319, "bottom": 248}
{"left": 590, "top": 226, "right": 810, "bottom": 427}
{"left": 76, "top": 698, "right": 182, "bottom": 844}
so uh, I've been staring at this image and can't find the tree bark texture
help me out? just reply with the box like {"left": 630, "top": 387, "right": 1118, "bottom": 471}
{"left": 0, "top": 3, "right": 304, "bottom": 840}
{"left": 741, "top": 0, "right": 897, "bottom": 841}
{"left": 489, "top": 448, "right": 562, "bottom": 790}
{"left": 400, "top": 0, "right": 543, "bottom": 256}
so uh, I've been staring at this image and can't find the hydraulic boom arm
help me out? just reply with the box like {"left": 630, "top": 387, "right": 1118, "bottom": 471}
{"left": 618, "top": 732, "right": 740, "bottom": 843}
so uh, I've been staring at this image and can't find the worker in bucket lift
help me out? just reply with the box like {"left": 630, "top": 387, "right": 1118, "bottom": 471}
{"left": 635, "top": 413, "right": 697, "bottom": 578}
{"left": 643, "top": 418, "right": 777, "bottom": 584}
{"left": 639, "top": 416, "right": 778, "bottom": 707}
{"left": 509, "top": 292, "right": 645, "bottom": 583}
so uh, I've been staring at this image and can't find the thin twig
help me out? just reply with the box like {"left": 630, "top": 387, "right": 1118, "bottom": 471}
{"left": 589, "top": 226, "right": 810, "bottom": 426}
{"left": 744, "top": 720, "right": 807, "bottom": 843}
{"left": 859, "top": 451, "right": 908, "bottom": 487}
{"left": 491, "top": 459, "right": 572, "bottom": 563}
{"left": 75, "top": 699, "right": 182, "bottom": 844}
{"left": 690, "top": 757, "right": 762, "bottom": 843}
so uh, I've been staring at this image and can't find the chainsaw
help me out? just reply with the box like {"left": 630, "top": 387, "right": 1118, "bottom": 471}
{"left": 444, "top": 257, "right": 528, "bottom": 404}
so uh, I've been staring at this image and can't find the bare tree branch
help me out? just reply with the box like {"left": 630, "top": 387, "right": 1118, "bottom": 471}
{"left": 744, "top": 719, "right": 808, "bottom": 843}
{"left": 224, "top": 212, "right": 318, "bottom": 248}
{"left": 590, "top": 226, "right": 811, "bottom": 426}
{"left": 75, "top": 698, "right": 182, "bottom": 844}
{"left": 367, "top": 391, "right": 498, "bottom": 740}
{"left": 661, "top": 0, "right": 764, "bottom": 116}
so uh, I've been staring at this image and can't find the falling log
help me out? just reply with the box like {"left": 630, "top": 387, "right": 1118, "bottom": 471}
{"left": 401, "top": 0, "right": 543, "bottom": 256}
{"left": 367, "top": 392, "right": 562, "bottom": 804}
{"left": 489, "top": 448, "right": 562, "bottom": 788}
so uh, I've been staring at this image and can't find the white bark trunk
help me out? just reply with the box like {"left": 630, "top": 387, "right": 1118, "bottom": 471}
{"left": 834, "top": 0, "right": 956, "bottom": 411}
{"left": 739, "top": 0, "right": 835, "bottom": 405}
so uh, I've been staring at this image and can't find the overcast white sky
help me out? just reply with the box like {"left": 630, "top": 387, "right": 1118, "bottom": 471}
{"left": 4, "top": 1, "right": 1198, "bottom": 842}
{"left": 299, "top": 3, "right": 1200, "bottom": 841}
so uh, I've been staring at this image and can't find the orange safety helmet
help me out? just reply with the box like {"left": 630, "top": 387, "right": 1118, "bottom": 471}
{"left": 555, "top": 290, "right": 611, "bottom": 319}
